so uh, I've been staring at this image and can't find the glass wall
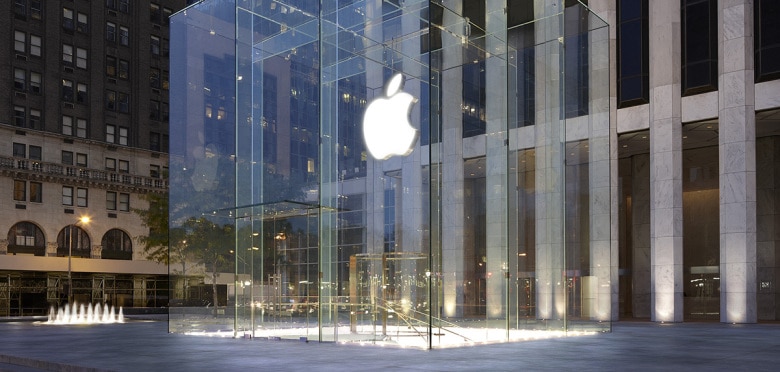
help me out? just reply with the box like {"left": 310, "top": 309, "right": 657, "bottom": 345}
{"left": 169, "top": 0, "right": 610, "bottom": 348}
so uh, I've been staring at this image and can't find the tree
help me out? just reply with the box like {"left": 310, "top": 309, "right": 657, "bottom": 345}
{"left": 183, "top": 217, "right": 234, "bottom": 313}
{"left": 134, "top": 192, "right": 172, "bottom": 263}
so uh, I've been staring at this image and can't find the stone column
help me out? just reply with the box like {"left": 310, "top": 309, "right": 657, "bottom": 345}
{"left": 485, "top": 0, "right": 509, "bottom": 319}
{"left": 440, "top": 0, "right": 466, "bottom": 318}
{"left": 534, "top": 2, "right": 565, "bottom": 320}
{"left": 649, "top": 0, "right": 683, "bottom": 322}
{"left": 718, "top": 0, "right": 756, "bottom": 323}
{"left": 587, "top": 8, "right": 614, "bottom": 321}
{"left": 400, "top": 6, "right": 424, "bottom": 257}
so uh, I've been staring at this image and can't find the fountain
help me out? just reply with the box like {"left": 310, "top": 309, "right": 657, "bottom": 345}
{"left": 47, "top": 302, "right": 125, "bottom": 324}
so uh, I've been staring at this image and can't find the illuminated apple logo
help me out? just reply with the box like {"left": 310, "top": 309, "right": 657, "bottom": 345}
{"left": 362, "top": 73, "right": 419, "bottom": 160}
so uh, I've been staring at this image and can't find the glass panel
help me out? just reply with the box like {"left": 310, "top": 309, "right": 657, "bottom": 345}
{"left": 170, "top": 0, "right": 611, "bottom": 348}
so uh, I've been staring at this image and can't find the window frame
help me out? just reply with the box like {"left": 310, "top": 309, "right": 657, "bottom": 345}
{"left": 76, "top": 187, "right": 88, "bottom": 207}
{"left": 14, "top": 180, "right": 26, "bottom": 201}
{"left": 29, "top": 181, "right": 42, "bottom": 203}
{"left": 118, "top": 193, "right": 130, "bottom": 212}
{"left": 106, "top": 191, "right": 117, "bottom": 210}
{"left": 62, "top": 44, "right": 74, "bottom": 65}
{"left": 62, "top": 186, "right": 74, "bottom": 206}
{"left": 106, "top": 22, "right": 116, "bottom": 42}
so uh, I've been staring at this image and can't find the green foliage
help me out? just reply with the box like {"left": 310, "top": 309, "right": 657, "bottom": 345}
{"left": 182, "top": 217, "right": 235, "bottom": 312}
{"left": 133, "top": 192, "right": 172, "bottom": 264}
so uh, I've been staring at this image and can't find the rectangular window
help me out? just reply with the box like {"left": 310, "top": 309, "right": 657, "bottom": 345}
{"left": 119, "top": 193, "right": 130, "bottom": 212}
{"left": 76, "top": 153, "right": 87, "bottom": 167}
{"left": 150, "top": 3, "right": 161, "bottom": 24}
{"left": 618, "top": 0, "right": 649, "bottom": 107}
{"left": 150, "top": 132, "right": 160, "bottom": 151}
{"left": 62, "top": 116, "right": 73, "bottom": 135}
{"left": 14, "top": 0, "right": 26, "bottom": 18}
{"left": 13, "top": 143, "right": 26, "bottom": 158}
{"left": 106, "top": 56, "right": 117, "bottom": 77}
{"left": 63, "top": 8, "right": 74, "bottom": 30}
{"left": 62, "top": 186, "right": 73, "bottom": 206}
{"left": 150, "top": 165, "right": 160, "bottom": 178}
{"left": 14, "top": 106, "right": 26, "bottom": 127}
{"left": 150, "top": 36, "right": 160, "bottom": 55}
{"left": 150, "top": 68, "right": 160, "bottom": 88}
{"left": 119, "top": 26, "right": 129, "bottom": 46}
{"left": 14, "top": 68, "right": 26, "bottom": 90}
{"left": 119, "top": 0, "right": 130, "bottom": 13}
{"left": 29, "top": 109, "right": 40, "bottom": 129}
{"left": 76, "top": 118, "right": 87, "bottom": 138}
{"left": 118, "top": 93, "right": 129, "bottom": 113}
{"left": 62, "top": 151, "right": 73, "bottom": 165}
{"left": 119, "top": 127, "right": 128, "bottom": 145}
{"left": 162, "top": 70, "right": 169, "bottom": 90}
{"left": 106, "top": 124, "right": 115, "bottom": 143}
{"left": 755, "top": 0, "right": 780, "bottom": 82}
{"left": 106, "top": 90, "right": 116, "bottom": 110}
{"left": 76, "top": 188, "right": 88, "bottom": 207}
{"left": 30, "top": 1, "right": 41, "bottom": 20}
{"left": 76, "top": 12, "right": 88, "bottom": 33}
{"left": 77, "top": 83, "right": 87, "bottom": 104}
{"left": 150, "top": 100, "right": 160, "bottom": 120}
{"left": 118, "top": 60, "right": 129, "bottom": 79}
{"left": 28, "top": 145, "right": 41, "bottom": 161}
{"left": 163, "top": 8, "right": 172, "bottom": 24}
{"left": 15, "top": 31, "right": 25, "bottom": 53}
{"left": 106, "top": 22, "right": 116, "bottom": 42}
{"left": 62, "top": 79, "right": 74, "bottom": 101}
{"left": 76, "top": 48, "right": 87, "bottom": 69}
{"left": 162, "top": 38, "right": 169, "bottom": 57}
{"left": 118, "top": 160, "right": 129, "bottom": 173}
{"left": 30, "top": 35, "right": 41, "bottom": 56}
{"left": 62, "top": 44, "right": 73, "bottom": 65}
{"left": 14, "top": 180, "right": 26, "bottom": 201}
{"left": 106, "top": 191, "right": 117, "bottom": 210}
{"left": 29, "top": 182, "right": 42, "bottom": 203}
{"left": 162, "top": 102, "right": 169, "bottom": 122}
{"left": 681, "top": 0, "right": 718, "bottom": 95}
{"left": 105, "top": 158, "right": 116, "bottom": 171}
{"left": 30, "top": 72, "right": 41, "bottom": 93}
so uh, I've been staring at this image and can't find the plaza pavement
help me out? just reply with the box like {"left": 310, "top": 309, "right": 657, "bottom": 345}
{"left": 0, "top": 317, "right": 779, "bottom": 371}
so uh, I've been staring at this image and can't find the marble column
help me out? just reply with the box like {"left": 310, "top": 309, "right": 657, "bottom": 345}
{"left": 718, "top": 0, "right": 756, "bottom": 324}
{"left": 534, "top": 2, "right": 565, "bottom": 320}
{"left": 587, "top": 11, "right": 614, "bottom": 321}
{"left": 649, "top": 0, "right": 683, "bottom": 322}
{"left": 485, "top": 0, "right": 509, "bottom": 319}
{"left": 440, "top": 0, "right": 466, "bottom": 318}
{"left": 589, "top": 0, "right": 620, "bottom": 322}
{"left": 400, "top": 5, "right": 424, "bottom": 257}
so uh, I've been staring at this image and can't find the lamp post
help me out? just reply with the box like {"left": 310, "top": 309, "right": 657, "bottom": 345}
{"left": 68, "top": 216, "right": 90, "bottom": 304}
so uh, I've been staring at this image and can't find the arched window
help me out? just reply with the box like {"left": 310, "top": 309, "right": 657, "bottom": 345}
{"left": 101, "top": 228, "right": 132, "bottom": 260}
{"left": 6, "top": 221, "right": 46, "bottom": 256}
{"left": 57, "top": 225, "right": 91, "bottom": 258}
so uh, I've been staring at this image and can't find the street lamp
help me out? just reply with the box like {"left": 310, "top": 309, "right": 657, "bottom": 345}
{"left": 68, "top": 216, "right": 90, "bottom": 303}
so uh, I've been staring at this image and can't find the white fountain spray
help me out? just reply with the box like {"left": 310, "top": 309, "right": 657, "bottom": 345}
{"left": 47, "top": 302, "right": 125, "bottom": 324}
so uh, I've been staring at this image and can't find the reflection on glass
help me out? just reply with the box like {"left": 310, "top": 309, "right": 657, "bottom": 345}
{"left": 169, "top": 0, "right": 611, "bottom": 348}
